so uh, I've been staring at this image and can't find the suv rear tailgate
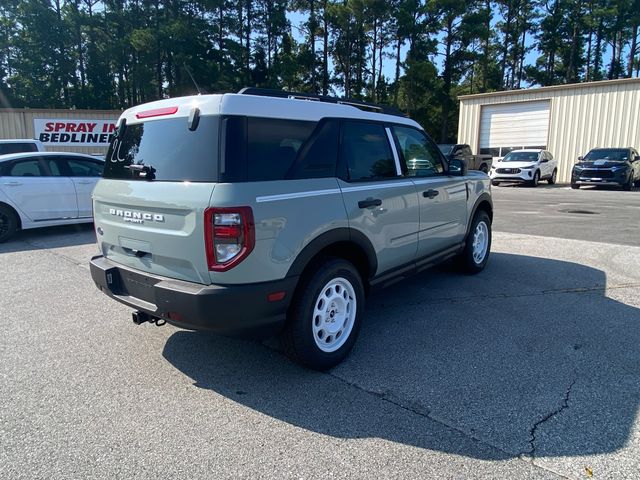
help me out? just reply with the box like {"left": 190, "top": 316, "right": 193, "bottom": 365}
{"left": 93, "top": 179, "right": 215, "bottom": 284}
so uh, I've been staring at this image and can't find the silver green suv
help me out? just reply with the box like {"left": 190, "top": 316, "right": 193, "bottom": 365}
{"left": 90, "top": 88, "right": 492, "bottom": 370}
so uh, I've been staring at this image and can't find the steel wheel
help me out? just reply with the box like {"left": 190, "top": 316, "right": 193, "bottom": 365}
{"left": 472, "top": 220, "right": 489, "bottom": 265}
{"left": 281, "top": 257, "right": 365, "bottom": 370}
{"left": 311, "top": 277, "right": 357, "bottom": 353}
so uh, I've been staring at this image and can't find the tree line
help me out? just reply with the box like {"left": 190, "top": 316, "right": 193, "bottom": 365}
{"left": 1, "top": 0, "right": 639, "bottom": 142}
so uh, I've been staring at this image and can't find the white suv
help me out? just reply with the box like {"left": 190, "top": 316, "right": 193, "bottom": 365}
{"left": 490, "top": 149, "right": 557, "bottom": 187}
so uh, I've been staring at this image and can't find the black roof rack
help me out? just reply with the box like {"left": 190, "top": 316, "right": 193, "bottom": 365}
{"left": 237, "top": 87, "right": 406, "bottom": 118}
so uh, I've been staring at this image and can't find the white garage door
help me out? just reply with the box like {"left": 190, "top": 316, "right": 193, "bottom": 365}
{"left": 479, "top": 101, "right": 550, "bottom": 157}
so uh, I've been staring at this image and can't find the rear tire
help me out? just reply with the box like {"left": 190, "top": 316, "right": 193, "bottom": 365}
{"left": 548, "top": 169, "right": 557, "bottom": 184}
{"left": 571, "top": 183, "right": 580, "bottom": 189}
{"left": 281, "top": 257, "right": 365, "bottom": 371}
{"left": 456, "top": 210, "right": 491, "bottom": 275}
{"left": 479, "top": 164, "right": 489, "bottom": 173}
{"left": 0, "top": 204, "right": 18, "bottom": 243}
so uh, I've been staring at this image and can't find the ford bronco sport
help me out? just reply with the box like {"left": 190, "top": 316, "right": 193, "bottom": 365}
{"left": 90, "top": 88, "right": 493, "bottom": 370}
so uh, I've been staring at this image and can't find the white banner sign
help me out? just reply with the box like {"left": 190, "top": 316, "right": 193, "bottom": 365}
{"left": 33, "top": 118, "right": 118, "bottom": 147}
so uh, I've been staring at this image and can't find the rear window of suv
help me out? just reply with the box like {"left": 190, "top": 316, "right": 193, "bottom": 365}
{"left": 0, "top": 143, "right": 39, "bottom": 155}
{"left": 103, "top": 116, "right": 219, "bottom": 182}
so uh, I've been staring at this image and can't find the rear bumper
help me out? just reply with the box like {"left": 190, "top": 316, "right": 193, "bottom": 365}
{"left": 90, "top": 255, "right": 297, "bottom": 338}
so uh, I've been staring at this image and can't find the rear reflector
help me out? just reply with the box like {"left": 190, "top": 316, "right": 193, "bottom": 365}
{"left": 267, "top": 292, "right": 286, "bottom": 302}
{"left": 136, "top": 106, "right": 179, "bottom": 119}
{"left": 167, "top": 311, "right": 183, "bottom": 321}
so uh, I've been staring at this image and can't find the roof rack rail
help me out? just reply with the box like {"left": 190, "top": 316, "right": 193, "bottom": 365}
{"left": 237, "top": 87, "right": 406, "bottom": 118}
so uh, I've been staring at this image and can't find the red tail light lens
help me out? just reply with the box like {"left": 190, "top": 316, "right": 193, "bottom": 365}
{"left": 204, "top": 207, "right": 255, "bottom": 271}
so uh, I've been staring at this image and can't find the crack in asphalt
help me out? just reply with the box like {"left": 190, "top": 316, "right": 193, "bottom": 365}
{"left": 328, "top": 372, "right": 568, "bottom": 478}
{"left": 526, "top": 377, "right": 578, "bottom": 458}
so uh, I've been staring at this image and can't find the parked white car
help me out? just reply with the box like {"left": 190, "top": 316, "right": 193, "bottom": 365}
{"left": 0, "top": 151, "right": 104, "bottom": 242}
{"left": 489, "top": 149, "right": 557, "bottom": 187}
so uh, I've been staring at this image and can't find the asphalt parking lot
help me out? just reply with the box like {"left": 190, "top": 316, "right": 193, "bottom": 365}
{"left": 1, "top": 185, "right": 639, "bottom": 479}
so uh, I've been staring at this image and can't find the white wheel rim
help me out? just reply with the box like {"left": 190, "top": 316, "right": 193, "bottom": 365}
{"left": 472, "top": 221, "right": 489, "bottom": 265}
{"left": 312, "top": 277, "right": 357, "bottom": 353}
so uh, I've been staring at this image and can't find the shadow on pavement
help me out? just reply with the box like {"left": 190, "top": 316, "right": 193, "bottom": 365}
{"left": 0, "top": 223, "right": 95, "bottom": 253}
{"left": 162, "top": 253, "right": 639, "bottom": 459}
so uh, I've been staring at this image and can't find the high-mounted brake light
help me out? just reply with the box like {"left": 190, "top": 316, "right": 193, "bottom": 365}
{"left": 135, "top": 106, "right": 179, "bottom": 119}
{"left": 204, "top": 207, "right": 255, "bottom": 272}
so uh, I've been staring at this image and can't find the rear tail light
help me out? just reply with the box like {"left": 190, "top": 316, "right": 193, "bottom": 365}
{"left": 204, "top": 207, "right": 255, "bottom": 271}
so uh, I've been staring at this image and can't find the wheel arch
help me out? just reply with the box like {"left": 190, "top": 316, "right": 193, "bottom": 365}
{"left": 286, "top": 228, "right": 377, "bottom": 286}
{"left": 466, "top": 193, "right": 493, "bottom": 237}
{"left": 0, "top": 201, "right": 22, "bottom": 229}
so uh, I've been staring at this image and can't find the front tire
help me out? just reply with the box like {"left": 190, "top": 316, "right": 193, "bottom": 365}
{"left": 0, "top": 204, "right": 18, "bottom": 243}
{"left": 281, "top": 257, "right": 365, "bottom": 370}
{"left": 623, "top": 175, "right": 633, "bottom": 191}
{"left": 491, "top": 180, "right": 500, "bottom": 186}
{"left": 571, "top": 183, "right": 580, "bottom": 189}
{"left": 548, "top": 169, "right": 557, "bottom": 184}
{"left": 456, "top": 210, "right": 491, "bottom": 274}
{"left": 530, "top": 170, "right": 540, "bottom": 187}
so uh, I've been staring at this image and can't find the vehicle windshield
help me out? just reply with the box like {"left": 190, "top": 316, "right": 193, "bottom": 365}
{"left": 501, "top": 151, "right": 539, "bottom": 162}
{"left": 583, "top": 149, "right": 628, "bottom": 161}
{"left": 437, "top": 144, "right": 455, "bottom": 155}
{"left": 103, "top": 116, "right": 219, "bottom": 182}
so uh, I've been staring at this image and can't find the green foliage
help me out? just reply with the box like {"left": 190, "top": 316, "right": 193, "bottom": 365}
{"left": 0, "top": 1, "right": 638, "bottom": 141}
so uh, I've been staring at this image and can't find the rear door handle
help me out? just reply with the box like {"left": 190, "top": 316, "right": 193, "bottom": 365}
{"left": 4, "top": 181, "right": 22, "bottom": 187}
{"left": 358, "top": 198, "right": 382, "bottom": 209}
{"left": 77, "top": 180, "right": 93, "bottom": 185}
{"left": 423, "top": 189, "right": 439, "bottom": 199}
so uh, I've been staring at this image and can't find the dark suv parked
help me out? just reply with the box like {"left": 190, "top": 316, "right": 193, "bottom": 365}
{"left": 571, "top": 148, "right": 640, "bottom": 190}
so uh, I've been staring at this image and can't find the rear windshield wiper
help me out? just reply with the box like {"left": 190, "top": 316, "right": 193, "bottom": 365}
{"left": 125, "top": 163, "right": 156, "bottom": 180}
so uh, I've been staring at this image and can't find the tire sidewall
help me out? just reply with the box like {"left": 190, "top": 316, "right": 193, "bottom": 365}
{"left": 0, "top": 205, "right": 18, "bottom": 243}
{"left": 532, "top": 171, "right": 540, "bottom": 187}
{"left": 462, "top": 211, "right": 492, "bottom": 274}
{"left": 287, "top": 259, "right": 365, "bottom": 370}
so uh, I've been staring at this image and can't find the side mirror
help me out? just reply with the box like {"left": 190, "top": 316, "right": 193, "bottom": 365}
{"left": 540, "top": 158, "right": 549, "bottom": 163}
{"left": 448, "top": 158, "right": 467, "bottom": 176}
{"left": 578, "top": 156, "right": 584, "bottom": 161}
{"left": 634, "top": 155, "right": 640, "bottom": 162}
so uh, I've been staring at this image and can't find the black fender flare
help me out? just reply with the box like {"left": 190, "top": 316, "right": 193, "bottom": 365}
{"left": 466, "top": 192, "right": 493, "bottom": 237}
{"left": 286, "top": 228, "right": 378, "bottom": 279}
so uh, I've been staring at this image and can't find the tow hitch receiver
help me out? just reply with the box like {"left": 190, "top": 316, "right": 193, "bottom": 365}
{"left": 132, "top": 311, "right": 166, "bottom": 326}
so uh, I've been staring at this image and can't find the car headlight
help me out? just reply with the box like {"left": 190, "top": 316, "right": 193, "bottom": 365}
{"left": 611, "top": 165, "right": 629, "bottom": 172}
{"left": 573, "top": 165, "right": 584, "bottom": 171}
{"left": 521, "top": 165, "right": 535, "bottom": 169}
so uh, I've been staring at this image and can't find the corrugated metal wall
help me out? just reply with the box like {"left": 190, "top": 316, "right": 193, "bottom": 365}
{"left": 0, "top": 108, "right": 121, "bottom": 154}
{"left": 457, "top": 78, "right": 640, "bottom": 183}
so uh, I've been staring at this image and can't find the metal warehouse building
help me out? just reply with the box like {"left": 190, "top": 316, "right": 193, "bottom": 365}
{"left": 457, "top": 78, "right": 640, "bottom": 183}
{"left": 0, "top": 108, "right": 121, "bottom": 155}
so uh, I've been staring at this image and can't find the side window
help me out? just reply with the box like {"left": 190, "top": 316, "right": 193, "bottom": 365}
{"left": 246, "top": 118, "right": 316, "bottom": 181}
{"left": 64, "top": 158, "right": 104, "bottom": 177}
{"left": 41, "top": 157, "right": 65, "bottom": 176}
{"left": 392, "top": 126, "right": 445, "bottom": 177}
{"left": 287, "top": 119, "right": 339, "bottom": 179}
{"left": 340, "top": 122, "right": 396, "bottom": 181}
{"left": 7, "top": 159, "right": 45, "bottom": 177}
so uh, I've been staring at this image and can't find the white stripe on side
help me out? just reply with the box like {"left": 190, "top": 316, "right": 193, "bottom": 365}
{"left": 341, "top": 181, "right": 414, "bottom": 193}
{"left": 256, "top": 188, "right": 341, "bottom": 203}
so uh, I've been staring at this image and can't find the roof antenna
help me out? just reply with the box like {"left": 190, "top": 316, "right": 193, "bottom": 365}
{"left": 184, "top": 65, "right": 203, "bottom": 95}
